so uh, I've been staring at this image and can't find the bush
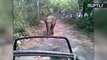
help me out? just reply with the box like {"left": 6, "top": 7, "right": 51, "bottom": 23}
{"left": 75, "top": 16, "right": 94, "bottom": 33}
{"left": 14, "top": 19, "right": 27, "bottom": 33}
{"left": 13, "top": 0, "right": 40, "bottom": 39}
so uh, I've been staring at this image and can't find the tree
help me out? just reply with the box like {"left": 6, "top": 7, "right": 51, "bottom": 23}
{"left": 78, "top": 0, "right": 93, "bottom": 17}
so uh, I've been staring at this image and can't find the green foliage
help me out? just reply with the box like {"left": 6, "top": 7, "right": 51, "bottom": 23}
{"left": 45, "top": 0, "right": 79, "bottom": 11}
{"left": 75, "top": 17, "right": 94, "bottom": 33}
{"left": 62, "top": 0, "right": 94, "bottom": 34}
{"left": 64, "top": 17, "right": 94, "bottom": 34}
{"left": 72, "top": 0, "right": 94, "bottom": 34}
{"left": 13, "top": 19, "right": 27, "bottom": 33}
{"left": 13, "top": 0, "right": 39, "bottom": 38}
{"left": 78, "top": 0, "right": 93, "bottom": 16}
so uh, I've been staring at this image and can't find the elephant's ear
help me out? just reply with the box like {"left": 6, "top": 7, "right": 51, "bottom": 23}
{"left": 52, "top": 16, "right": 56, "bottom": 20}
{"left": 43, "top": 17, "right": 47, "bottom": 21}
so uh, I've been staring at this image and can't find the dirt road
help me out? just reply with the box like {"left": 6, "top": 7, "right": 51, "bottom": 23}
{"left": 52, "top": 19, "right": 94, "bottom": 60}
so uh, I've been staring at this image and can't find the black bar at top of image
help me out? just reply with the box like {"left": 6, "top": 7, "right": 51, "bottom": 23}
{"left": 87, "top": 3, "right": 107, "bottom": 8}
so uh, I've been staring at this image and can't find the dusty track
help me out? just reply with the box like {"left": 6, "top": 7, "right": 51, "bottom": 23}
{"left": 53, "top": 19, "right": 94, "bottom": 60}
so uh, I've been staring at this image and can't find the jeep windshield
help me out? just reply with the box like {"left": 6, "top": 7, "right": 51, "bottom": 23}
{"left": 13, "top": 36, "right": 76, "bottom": 60}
